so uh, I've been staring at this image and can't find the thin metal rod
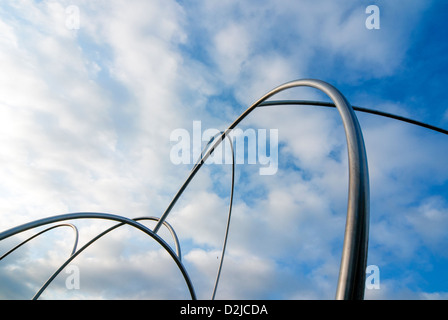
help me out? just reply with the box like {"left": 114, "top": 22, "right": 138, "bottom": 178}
{"left": 259, "top": 100, "right": 448, "bottom": 136}
{"left": 0, "top": 223, "right": 78, "bottom": 261}
{"left": 31, "top": 216, "right": 182, "bottom": 300}
{"left": 5, "top": 83, "right": 446, "bottom": 300}
{"left": 151, "top": 128, "right": 237, "bottom": 299}
{"left": 0, "top": 212, "right": 196, "bottom": 300}
{"left": 211, "top": 134, "right": 235, "bottom": 300}
{"left": 188, "top": 131, "right": 237, "bottom": 299}
{"left": 154, "top": 79, "right": 370, "bottom": 300}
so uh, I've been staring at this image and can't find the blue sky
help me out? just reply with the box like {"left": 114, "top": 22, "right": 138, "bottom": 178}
{"left": 0, "top": 0, "right": 447, "bottom": 300}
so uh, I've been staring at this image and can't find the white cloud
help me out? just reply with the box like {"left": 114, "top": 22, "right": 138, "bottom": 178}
{"left": 0, "top": 0, "right": 446, "bottom": 301}
{"left": 211, "top": 24, "right": 252, "bottom": 85}
{"left": 171, "top": 190, "right": 233, "bottom": 248}
{"left": 407, "top": 197, "right": 448, "bottom": 249}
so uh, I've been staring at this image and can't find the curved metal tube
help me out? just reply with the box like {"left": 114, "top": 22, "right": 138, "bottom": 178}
{"left": 154, "top": 79, "right": 370, "bottom": 300}
{"left": 0, "top": 223, "right": 78, "bottom": 261}
{"left": 32, "top": 132, "right": 235, "bottom": 300}
{"left": 139, "top": 216, "right": 182, "bottom": 260}
{"left": 260, "top": 100, "right": 448, "bottom": 136}
{"left": 188, "top": 131, "right": 237, "bottom": 299}
{"left": 2, "top": 81, "right": 446, "bottom": 300}
{"left": 3, "top": 80, "right": 447, "bottom": 300}
{"left": 210, "top": 133, "right": 235, "bottom": 300}
{"left": 0, "top": 212, "right": 196, "bottom": 300}
{"left": 31, "top": 216, "right": 182, "bottom": 300}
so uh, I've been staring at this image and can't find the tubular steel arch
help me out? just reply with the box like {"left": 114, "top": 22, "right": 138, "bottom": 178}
{"left": 259, "top": 100, "right": 448, "bottom": 136}
{"left": 170, "top": 130, "right": 236, "bottom": 299}
{"left": 1, "top": 79, "right": 446, "bottom": 300}
{"left": 32, "top": 216, "right": 182, "bottom": 300}
{"left": 0, "top": 131, "right": 236, "bottom": 300}
{"left": 153, "top": 79, "right": 370, "bottom": 300}
{"left": 209, "top": 133, "right": 235, "bottom": 300}
{"left": 0, "top": 212, "right": 196, "bottom": 300}
{"left": 0, "top": 223, "right": 78, "bottom": 261}
{"left": 33, "top": 132, "right": 235, "bottom": 300}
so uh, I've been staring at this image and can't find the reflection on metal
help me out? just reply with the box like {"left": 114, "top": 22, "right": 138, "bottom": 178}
{"left": 153, "top": 79, "right": 370, "bottom": 300}
{"left": 0, "top": 79, "right": 446, "bottom": 300}
{"left": 260, "top": 100, "right": 448, "bottom": 136}
{"left": 0, "top": 212, "right": 196, "bottom": 300}
{"left": 210, "top": 133, "right": 235, "bottom": 300}
{"left": 0, "top": 223, "right": 78, "bottom": 261}
{"left": 32, "top": 216, "right": 182, "bottom": 300}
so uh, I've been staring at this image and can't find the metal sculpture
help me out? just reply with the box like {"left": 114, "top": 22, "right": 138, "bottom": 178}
{"left": 0, "top": 79, "right": 447, "bottom": 300}
{"left": 0, "top": 223, "right": 79, "bottom": 260}
{"left": 0, "top": 212, "right": 196, "bottom": 299}
{"left": 32, "top": 216, "right": 182, "bottom": 300}
{"left": 153, "top": 79, "right": 370, "bottom": 300}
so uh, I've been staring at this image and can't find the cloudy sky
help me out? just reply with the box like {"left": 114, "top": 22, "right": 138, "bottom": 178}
{"left": 0, "top": 0, "right": 447, "bottom": 300}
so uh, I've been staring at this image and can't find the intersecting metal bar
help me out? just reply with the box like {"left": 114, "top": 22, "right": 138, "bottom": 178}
{"left": 0, "top": 212, "right": 196, "bottom": 300}
{"left": 0, "top": 223, "right": 78, "bottom": 261}
{"left": 259, "top": 100, "right": 448, "bottom": 136}
{"left": 211, "top": 133, "right": 235, "bottom": 300}
{"left": 7, "top": 79, "right": 448, "bottom": 300}
{"left": 31, "top": 216, "right": 182, "bottom": 300}
{"left": 154, "top": 79, "right": 370, "bottom": 300}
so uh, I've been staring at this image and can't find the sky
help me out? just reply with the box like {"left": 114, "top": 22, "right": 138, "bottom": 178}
{"left": 0, "top": 0, "right": 447, "bottom": 300}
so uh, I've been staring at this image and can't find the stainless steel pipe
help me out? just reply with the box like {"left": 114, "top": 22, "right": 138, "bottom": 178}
{"left": 0, "top": 212, "right": 196, "bottom": 300}
{"left": 154, "top": 79, "right": 370, "bottom": 299}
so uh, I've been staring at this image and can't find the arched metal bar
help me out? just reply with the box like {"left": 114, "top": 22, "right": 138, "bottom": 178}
{"left": 0, "top": 212, "right": 196, "bottom": 300}
{"left": 259, "top": 100, "right": 448, "bottom": 136}
{"left": 139, "top": 216, "right": 182, "bottom": 260}
{"left": 2, "top": 82, "right": 446, "bottom": 300}
{"left": 32, "top": 130, "right": 236, "bottom": 300}
{"left": 210, "top": 133, "right": 235, "bottom": 300}
{"left": 31, "top": 216, "right": 182, "bottom": 300}
{"left": 0, "top": 223, "right": 78, "bottom": 261}
{"left": 187, "top": 130, "right": 237, "bottom": 299}
{"left": 153, "top": 79, "right": 370, "bottom": 300}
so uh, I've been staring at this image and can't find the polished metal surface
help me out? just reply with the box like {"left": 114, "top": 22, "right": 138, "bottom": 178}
{"left": 0, "top": 223, "right": 78, "bottom": 261}
{"left": 260, "top": 100, "right": 448, "bottom": 136}
{"left": 0, "top": 212, "right": 196, "bottom": 300}
{"left": 3, "top": 79, "right": 446, "bottom": 300}
{"left": 32, "top": 216, "right": 182, "bottom": 300}
{"left": 211, "top": 133, "right": 235, "bottom": 300}
{"left": 153, "top": 79, "right": 370, "bottom": 300}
